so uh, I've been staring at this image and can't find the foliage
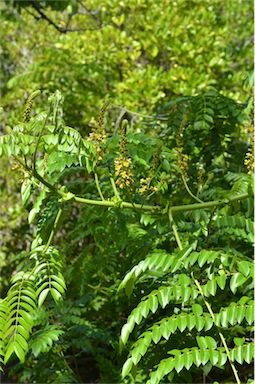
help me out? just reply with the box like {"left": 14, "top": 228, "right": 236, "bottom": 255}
{"left": 0, "top": 85, "right": 253, "bottom": 383}
{"left": 0, "top": 0, "right": 253, "bottom": 129}
{"left": 0, "top": 1, "right": 253, "bottom": 383}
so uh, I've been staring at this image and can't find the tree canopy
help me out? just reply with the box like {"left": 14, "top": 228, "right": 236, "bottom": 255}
{"left": 0, "top": 1, "right": 253, "bottom": 383}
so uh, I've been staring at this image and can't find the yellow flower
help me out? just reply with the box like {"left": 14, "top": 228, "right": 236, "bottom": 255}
{"left": 114, "top": 156, "right": 133, "bottom": 189}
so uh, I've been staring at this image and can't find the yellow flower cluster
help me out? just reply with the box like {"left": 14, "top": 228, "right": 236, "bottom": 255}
{"left": 139, "top": 144, "right": 163, "bottom": 195}
{"left": 88, "top": 132, "right": 107, "bottom": 161}
{"left": 244, "top": 147, "right": 254, "bottom": 175}
{"left": 139, "top": 176, "right": 164, "bottom": 195}
{"left": 244, "top": 125, "right": 254, "bottom": 175}
{"left": 88, "top": 103, "right": 109, "bottom": 161}
{"left": 114, "top": 156, "right": 133, "bottom": 189}
{"left": 139, "top": 177, "right": 152, "bottom": 194}
{"left": 88, "top": 131, "right": 107, "bottom": 143}
{"left": 177, "top": 150, "right": 189, "bottom": 176}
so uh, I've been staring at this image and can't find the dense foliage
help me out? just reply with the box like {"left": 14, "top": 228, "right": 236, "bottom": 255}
{"left": 0, "top": 1, "right": 253, "bottom": 383}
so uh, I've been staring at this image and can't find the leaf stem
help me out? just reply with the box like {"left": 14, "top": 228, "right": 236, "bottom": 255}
{"left": 43, "top": 207, "right": 63, "bottom": 254}
{"left": 169, "top": 198, "right": 241, "bottom": 384}
{"left": 181, "top": 174, "right": 204, "bottom": 203}
{"left": 193, "top": 276, "right": 241, "bottom": 384}
{"left": 168, "top": 208, "right": 183, "bottom": 250}
{"left": 94, "top": 173, "right": 105, "bottom": 200}
{"left": 33, "top": 110, "right": 50, "bottom": 171}
{"left": 110, "top": 177, "right": 121, "bottom": 201}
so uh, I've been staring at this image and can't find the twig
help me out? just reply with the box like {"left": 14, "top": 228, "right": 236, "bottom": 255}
{"left": 29, "top": 0, "right": 101, "bottom": 33}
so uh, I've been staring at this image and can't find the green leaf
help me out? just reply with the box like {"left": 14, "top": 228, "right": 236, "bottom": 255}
{"left": 130, "top": 347, "right": 142, "bottom": 365}
{"left": 38, "top": 288, "right": 50, "bottom": 307}
{"left": 192, "top": 348, "right": 202, "bottom": 367}
{"left": 183, "top": 350, "right": 193, "bottom": 370}
{"left": 4, "top": 343, "right": 15, "bottom": 364}
{"left": 15, "top": 334, "right": 28, "bottom": 351}
{"left": 122, "top": 358, "right": 133, "bottom": 378}
{"left": 177, "top": 315, "right": 187, "bottom": 332}
{"left": 158, "top": 287, "right": 170, "bottom": 308}
{"left": 243, "top": 343, "right": 254, "bottom": 364}
{"left": 220, "top": 309, "right": 228, "bottom": 327}
{"left": 151, "top": 326, "right": 161, "bottom": 344}
{"left": 230, "top": 273, "right": 247, "bottom": 293}
{"left": 195, "top": 315, "right": 205, "bottom": 331}
{"left": 204, "top": 279, "right": 217, "bottom": 296}
{"left": 226, "top": 305, "right": 237, "bottom": 325}
{"left": 121, "top": 324, "right": 131, "bottom": 346}
{"left": 245, "top": 303, "right": 254, "bottom": 324}
{"left": 234, "top": 337, "right": 245, "bottom": 346}
{"left": 187, "top": 314, "right": 196, "bottom": 331}
{"left": 197, "top": 250, "right": 209, "bottom": 267}
{"left": 233, "top": 346, "right": 244, "bottom": 364}
{"left": 21, "top": 179, "right": 32, "bottom": 207}
{"left": 216, "top": 274, "right": 227, "bottom": 290}
{"left": 192, "top": 304, "right": 203, "bottom": 315}
{"left": 29, "top": 327, "right": 64, "bottom": 357}
{"left": 196, "top": 337, "right": 207, "bottom": 349}
{"left": 178, "top": 274, "right": 190, "bottom": 285}
{"left": 209, "top": 350, "right": 219, "bottom": 365}
{"left": 50, "top": 288, "right": 62, "bottom": 302}
{"left": 174, "top": 353, "right": 184, "bottom": 373}
{"left": 149, "top": 295, "right": 158, "bottom": 314}
{"left": 238, "top": 261, "right": 251, "bottom": 277}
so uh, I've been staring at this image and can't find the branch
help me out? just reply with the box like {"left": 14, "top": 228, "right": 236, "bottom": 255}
{"left": 76, "top": 0, "right": 102, "bottom": 27}
{"left": 13, "top": 152, "right": 250, "bottom": 215}
{"left": 30, "top": 0, "right": 65, "bottom": 33}
{"left": 170, "top": 193, "right": 249, "bottom": 213}
{"left": 168, "top": 193, "right": 249, "bottom": 249}
{"left": 29, "top": 0, "right": 102, "bottom": 33}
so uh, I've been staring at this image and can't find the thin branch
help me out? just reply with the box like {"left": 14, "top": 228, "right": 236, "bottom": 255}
{"left": 30, "top": 0, "right": 65, "bottom": 33}
{"left": 29, "top": 0, "right": 102, "bottom": 33}
{"left": 24, "top": 7, "right": 41, "bottom": 21}
{"left": 12, "top": 153, "right": 250, "bottom": 215}
{"left": 76, "top": 0, "right": 102, "bottom": 27}
{"left": 170, "top": 193, "right": 249, "bottom": 213}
